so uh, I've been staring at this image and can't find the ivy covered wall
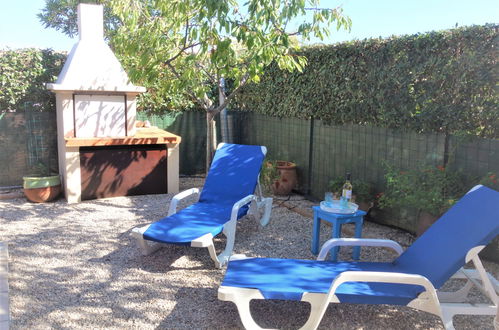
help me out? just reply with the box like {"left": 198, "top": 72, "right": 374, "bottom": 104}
{"left": 3, "top": 25, "right": 497, "bottom": 137}
{"left": 0, "top": 49, "right": 66, "bottom": 111}
{"left": 235, "top": 24, "right": 498, "bottom": 138}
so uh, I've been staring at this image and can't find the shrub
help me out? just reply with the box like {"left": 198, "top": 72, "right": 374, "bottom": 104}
{"left": 260, "top": 160, "right": 280, "bottom": 194}
{"left": 378, "top": 164, "right": 468, "bottom": 216}
{"left": 0, "top": 48, "right": 66, "bottom": 111}
{"left": 478, "top": 172, "right": 499, "bottom": 191}
{"left": 235, "top": 24, "right": 499, "bottom": 138}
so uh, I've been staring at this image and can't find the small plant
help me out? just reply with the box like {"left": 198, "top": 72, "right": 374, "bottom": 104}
{"left": 260, "top": 159, "right": 298, "bottom": 195}
{"left": 328, "top": 177, "right": 375, "bottom": 203}
{"left": 479, "top": 172, "right": 499, "bottom": 190}
{"left": 378, "top": 164, "right": 467, "bottom": 216}
{"left": 260, "top": 160, "right": 280, "bottom": 194}
{"left": 328, "top": 177, "right": 343, "bottom": 196}
{"left": 27, "top": 162, "right": 51, "bottom": 177}
{"left": 352, "top": 181, "right": 375, "bottom": 204}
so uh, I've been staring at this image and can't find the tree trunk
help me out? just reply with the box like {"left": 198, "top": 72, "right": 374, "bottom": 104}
{"left": 205, "top": 111, "right": 217, "bottom": 173}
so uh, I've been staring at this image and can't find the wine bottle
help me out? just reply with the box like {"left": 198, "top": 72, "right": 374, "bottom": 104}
{"left": 340, "top": 173, "right": 353, "bottom": 209}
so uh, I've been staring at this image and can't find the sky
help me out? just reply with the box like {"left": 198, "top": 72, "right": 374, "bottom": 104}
{"left": 0, "top": 0, "right": 498, "bottom": 51}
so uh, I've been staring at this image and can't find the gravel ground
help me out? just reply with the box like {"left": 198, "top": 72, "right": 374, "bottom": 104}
{"left": 0, "top": 176, "right": 497, "bottom": 329}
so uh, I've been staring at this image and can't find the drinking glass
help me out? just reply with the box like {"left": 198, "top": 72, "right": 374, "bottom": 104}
{"left": 325, "top": 192, "right": 333, "bottom": 206}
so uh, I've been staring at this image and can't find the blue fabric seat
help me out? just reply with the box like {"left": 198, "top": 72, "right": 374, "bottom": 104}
{"left": 393, "top": 184, "right": 498, "bottom": 288}
{"left": 143, "top": 143, "right": 264, "bottom": 244}
{"left": 223, "top": 258, "right": 424, "bottom": 304}
{"left": 143, "top": 202, "right": 247, "bottom": 245}
{"left": 133, "top": 143, "right": 272, "bottom": 268}
{"left": 219, "top": 185, "right": 499, "bottom": 329}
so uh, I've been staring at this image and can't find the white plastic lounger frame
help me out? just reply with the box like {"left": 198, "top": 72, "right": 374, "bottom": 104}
{"left": 218, "top": 238, "right": 499, "bottom": 330}
{"left": 132, "top": 145, "right": 273, "bottom": 268}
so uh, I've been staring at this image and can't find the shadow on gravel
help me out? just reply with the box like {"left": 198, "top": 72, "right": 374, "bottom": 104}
{"left": 1, "top": 180, "right": 494, "bottom": 329}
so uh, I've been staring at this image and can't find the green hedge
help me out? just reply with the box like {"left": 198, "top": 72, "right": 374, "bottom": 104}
{"left": 2, "top": 25, "right": 498, "bottom": 138}
{"left": 0, "top": 49, "right": 66, "bottom": 111}
{"left": 235, "top": 24, "right": 498, "bottom": 138}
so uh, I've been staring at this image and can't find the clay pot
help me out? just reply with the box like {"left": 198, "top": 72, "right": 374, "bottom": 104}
{"left": 416, "top": 211, "right": 439, "bottom": 236}
{"left": 23, "top": 175, "right": 61, "bottom": 203}
{"left": 271, "top": 161, "right": 297, "bottom": 196}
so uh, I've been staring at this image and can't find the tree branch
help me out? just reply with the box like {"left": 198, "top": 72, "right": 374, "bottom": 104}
{"left": 209, "top": 73, "right": 250, "bottom": 115}
{"left": 195, "top": 62, "right": 218, "bottom": 85}
{"left": 182, "top": 18, "right": 189, "bottom": 49}
{"left": 304, "top": 6, "right": 342, "bottom": 12}
{"left": 165, "top": 62, "right": 211, "bottom": 110}
{"left": 164, "top": 19, "right": 202, "bottom": 65}
{"left": 164, "top": 42, "right": 201, "bottom": 65}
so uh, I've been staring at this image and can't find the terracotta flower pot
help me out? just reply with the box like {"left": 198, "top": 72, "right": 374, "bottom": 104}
{"left": 271, "top": 161, "right": 297, "bottom": 196}
{"left": 23, "top": 175, "right": 61, "bottom": 203}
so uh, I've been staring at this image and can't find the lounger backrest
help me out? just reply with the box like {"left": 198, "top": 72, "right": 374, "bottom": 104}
{"left": 199, "top": 143, "right": 265, "bottom": 207}
{"left": 395, "top": 185, "right": 499, "bottom": 289}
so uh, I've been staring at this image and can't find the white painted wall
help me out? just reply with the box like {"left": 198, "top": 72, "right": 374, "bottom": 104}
{"left": 74, "top": 95, "right": 126, "bottom": 137}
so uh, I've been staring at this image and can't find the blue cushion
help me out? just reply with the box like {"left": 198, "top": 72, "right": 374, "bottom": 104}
{"left": 144, "top": 202, "right": 244, "bottom": 244}
{"left": 143, "top": 143, "right": 265, "bottom": 244}
{"left": 395, "top": 185, "right": 499, "bottom": 289}
{"left": 199, "top": 143, "right": 265, "bottom": 207}
{"left": 222, "top": 186, "right": 499, "bottom": 305}
{"left": 222, "top": 258, "right": 425, "bottom": 305}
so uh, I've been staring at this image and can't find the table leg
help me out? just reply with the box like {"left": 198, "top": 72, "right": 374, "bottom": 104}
{"left": 331, "top": 222, "right": 342, "bottom": 261}
{"left": 311, "top": 212, "right": 320, "bottom": 255}
{"left": 353, "top": 217, "right": 363, "bottom": 260}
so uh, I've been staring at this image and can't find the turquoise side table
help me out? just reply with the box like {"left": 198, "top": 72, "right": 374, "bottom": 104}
{"left": 311, "top": 206, "right": 366, "bottom": 261}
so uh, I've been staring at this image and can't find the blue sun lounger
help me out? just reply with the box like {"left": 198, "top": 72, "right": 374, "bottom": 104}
{"left": 132, "top": 143, "right": 273, "bottom": 268}
{"left": 218, "top": 185, "right": 499, "bottom": 329}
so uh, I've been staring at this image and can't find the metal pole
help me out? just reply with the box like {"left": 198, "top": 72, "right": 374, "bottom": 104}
{"left": 219, "top": 77, "right": 231, "bottom": 143}
{"left": 307, "top": 117, "right": 315, "bottom": 197}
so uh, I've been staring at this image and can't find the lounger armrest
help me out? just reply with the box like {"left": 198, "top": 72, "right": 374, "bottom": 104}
{"left": 168, "top": 188, "right": 200, "bottom": 216}
{"left": 231, "top": 195, "right": 256, "bottom": 222}
{"left": 210, "top": 195, "right": 256, "bottom": 268}
{"left": 318, "top": 238, "right": 404, "bottom": 261}
{"left": 329, "top": 271, "right": 437, "bottom": 297}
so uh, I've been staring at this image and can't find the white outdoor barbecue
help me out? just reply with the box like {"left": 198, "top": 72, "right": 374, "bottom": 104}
{"left": 47, "top": 3, "right": 180, "bottom": 203}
